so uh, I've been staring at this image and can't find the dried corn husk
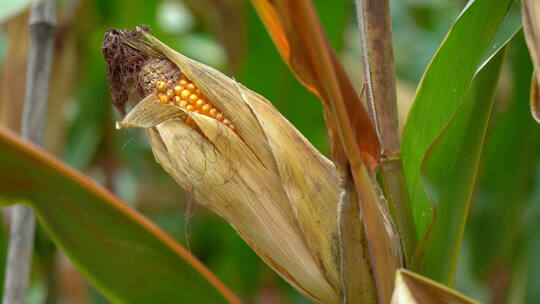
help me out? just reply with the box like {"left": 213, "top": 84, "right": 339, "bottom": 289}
{"left": 391, "top": 269, "right": 478, "bottom": 304}
{"left": 114, "top": 31, "right": 352, "bottom": 303}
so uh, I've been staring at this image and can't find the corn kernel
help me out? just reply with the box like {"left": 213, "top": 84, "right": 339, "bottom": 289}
{"left": 153, "top": 74, "right": 235, "bottom": 133}
{"left": 181, "top": 89, "right": 191, "bottom": 99}
{"left": 174, "top": 85, "right": 183, "bottom": 95}
{"left": 158, "top": 93, "right": 169, "bottom": 104}
{"left": 189, "top": 94, "right": 199, "bottom": 104}
{"left": 156, "top": 81, "right": 167, "bottom": 92}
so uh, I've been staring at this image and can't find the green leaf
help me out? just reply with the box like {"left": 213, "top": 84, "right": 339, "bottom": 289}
{"left": 522, "top": 0, "right": 540, "bottom": 122}
{"left": 466, "top": 34, "right": 540, "bottom": 280}
{"left": 414, "top": 46, "right": 507, "bottom": 284}
{"left": 0, "top": 128, "right": 239, "bottom": 304}
{"left": 402, "top": 0, "right": 514, "bottom": 283}
{"left": 478, "top": 1, "right": 522, "bottom": 70}
{"left": 522, "top": 0, "right": 540, "bottom": 123}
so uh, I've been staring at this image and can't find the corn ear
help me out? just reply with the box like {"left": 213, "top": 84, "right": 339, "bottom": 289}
{"left": 114, "top": 32, "right": 354, "bottom": 303}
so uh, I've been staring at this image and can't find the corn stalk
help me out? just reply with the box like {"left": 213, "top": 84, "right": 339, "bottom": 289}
{"left": 3, "top": 1, "right": 56, "bottom": 303}
{"left": 355, "top": 0, "right": 416, "bottom": 264}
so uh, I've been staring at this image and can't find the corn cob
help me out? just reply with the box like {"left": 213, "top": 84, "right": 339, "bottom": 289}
{"left": 155, "top": 76, "right": 233, "bottom": 131}
{"left": 102, "top": 28, "right": 234, "bottom": 132}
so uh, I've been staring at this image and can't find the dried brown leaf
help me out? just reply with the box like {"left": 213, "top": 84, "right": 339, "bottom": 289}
{"left": 249, "top": 0, "right": 381, "bottom": 170}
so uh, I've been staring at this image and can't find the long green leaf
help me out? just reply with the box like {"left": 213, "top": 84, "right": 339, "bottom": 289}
{"left": 401, "top": 0, "right": 513, "bottom": 283}
{"left": 0, "top": 127, "right": 239, "bottom": 304}
{"left": 403, "top": 0, "right": 513, "bottom": 241}
{"left": 414, "top": 46, "right": 507, "bottom": 284}
{"left": 478, "top": 2, "right": 522, "bottom": 71}
{"left": 467, "top": 34, "right": 540, "bottom": 281}
{"left": 522, "top": 0, "right": 540, "bottom": 122}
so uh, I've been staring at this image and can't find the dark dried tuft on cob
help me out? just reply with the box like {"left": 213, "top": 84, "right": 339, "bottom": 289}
{"left": 102, "top": 26, "right": 159, "bottom": 115}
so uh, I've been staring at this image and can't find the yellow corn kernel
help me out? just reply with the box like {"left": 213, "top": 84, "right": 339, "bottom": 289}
{"left": 189, "top": 94, "right": 199, "bottom": 104}
{"left": 181, "top": 89, "right": 191, "bottom": 99}
{"left": 174, "top": 85, "right": 183, "bottom": 95}
{"left": 158, "top": 93, "right": 169, "bottom": 104}
{"left": 156, "top": 81, "right": 167, "bottom": 92}
{"left": 153, "top": 74, "right": 236, "bottom": 133}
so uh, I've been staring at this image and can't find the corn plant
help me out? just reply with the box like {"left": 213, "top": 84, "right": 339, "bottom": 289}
{"left": 0, "top": 0, "right": 539, "bottom": 303}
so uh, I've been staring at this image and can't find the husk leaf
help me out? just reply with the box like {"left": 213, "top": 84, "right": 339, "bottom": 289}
{"left": 338, "top": 180, "right": 378, "bottom": 304}
{"left": 391, "top": 269, "right": 478, "bottom": 304}
{"left": 147, "top": 32, "right": 345, "bottom": 291}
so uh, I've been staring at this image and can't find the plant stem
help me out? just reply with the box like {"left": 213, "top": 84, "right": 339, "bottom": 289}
{"left": 3, "top": 1, "right": 56, "bottom": 303}
{"left": 338, "top": 179, "right": 378, "bottom": 304}
{"left": 355, "top": 0, "right": 417, "bottom": 264}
